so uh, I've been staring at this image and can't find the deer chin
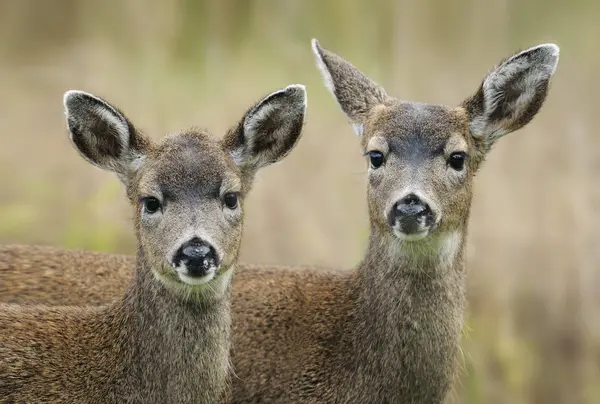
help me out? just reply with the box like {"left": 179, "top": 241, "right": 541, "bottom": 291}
{"left": 151, "top": 264, "right": 217, "bottom": 289}
{"left": 393, "top": 229, "right": 430, "bottom": 242}
{"left": 176, "top": 270, "right": 216, "bottom": 286}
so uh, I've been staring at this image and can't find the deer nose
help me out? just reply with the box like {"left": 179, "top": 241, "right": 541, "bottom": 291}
{"left": 173, "top": 237, "right": 219, "bottom": 277}
{"left": 389, "top": 194, "right": 435, "bottom": 234}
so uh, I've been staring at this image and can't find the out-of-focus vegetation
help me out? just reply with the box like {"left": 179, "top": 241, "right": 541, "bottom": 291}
{"left": 1, "top": 0, "right": 599, "bottom": 402}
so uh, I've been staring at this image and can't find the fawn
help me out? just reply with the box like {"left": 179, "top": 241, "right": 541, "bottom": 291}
{"left": 0, "top": 85, "right": 306, "bottom": 403}
{"left": 0, "top": 40, "right": 559, "bottom": 403}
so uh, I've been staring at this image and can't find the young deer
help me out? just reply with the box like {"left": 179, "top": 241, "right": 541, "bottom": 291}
{"left": 0, "top": 85, "right": 307, "bottom": 403}
{"left": 0, "top": 41, "right": 559, "bottom": 403}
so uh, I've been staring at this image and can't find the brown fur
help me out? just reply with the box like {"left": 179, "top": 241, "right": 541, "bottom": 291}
{"left": 0, "top": 245, "right": 132, "bottom": 305}
{"left": 0, "top": 41, "right": 559, "bottom": 403}
{"left": 0, "top": 85, "right": 307, "bottom": 403}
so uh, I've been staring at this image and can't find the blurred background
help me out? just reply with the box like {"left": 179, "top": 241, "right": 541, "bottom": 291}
{"left": 0, "top": 0, "right": 599, "bottom": 402}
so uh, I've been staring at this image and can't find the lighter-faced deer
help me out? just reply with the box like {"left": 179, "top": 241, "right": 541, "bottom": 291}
{"left": 0, "top": 85, "right": 306, "bottom": 403}
{"left": 0, "top": 40, "right": 559, "bottom": 403}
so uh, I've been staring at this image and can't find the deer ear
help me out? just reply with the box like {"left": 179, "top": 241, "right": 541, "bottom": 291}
{"left": 463, "top": 44, "right": 559, "bottom": 154}
{"left": 64, "top": 91, "right": 150, "bottom": 185}
{"left": 222, "top": 84, "right": 306, "bottom": 183}
{"left": 312, "top": 39, "right": 388, "bottom": 136}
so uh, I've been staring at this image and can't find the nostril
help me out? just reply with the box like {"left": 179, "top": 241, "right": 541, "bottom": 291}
{"left": 395, "top": 194, "right": 430, "bottom": 217}
{"left": 388, "top": 194, "right": 436, "bottom": 233}
{"left": 182, "top": 244, "right": 211, "bottom": 259}
{"left": 397, "top": 203, "right": 426, "bottom": 216}
{"left": 402, "top": 193, "right": 420, "bottom": 206}
{"left": 173, "top": 238, "right": 219, "bottom": 275}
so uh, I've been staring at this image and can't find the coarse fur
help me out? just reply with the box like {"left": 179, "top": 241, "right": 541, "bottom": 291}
{"left": 0, "top": 84, "right": 307, "bottom": 403}
{"left": 0, "top": 41, "right": 559, "bottom": 403}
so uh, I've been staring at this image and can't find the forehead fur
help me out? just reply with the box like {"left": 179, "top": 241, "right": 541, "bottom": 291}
{"left": 362, "top": 101, "right": 471, "bottom": 151}
{"left": 136, "top": 129, "right": 241, "bottom": 197}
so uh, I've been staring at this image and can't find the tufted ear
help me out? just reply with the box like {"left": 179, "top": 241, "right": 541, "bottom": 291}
{"left": 462, "top": 44, "right": 559, "bottom": 156}
{"left": 311, "top": 39, "right": 389, "bottom": 136}
{"left": 221, "top": 84, "right": 306, "bottom": 185}
{"left": 64, "top": 91, "right": 150, "bottom": 185}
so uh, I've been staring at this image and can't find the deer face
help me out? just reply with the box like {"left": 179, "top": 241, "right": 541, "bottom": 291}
{"left": 133, "top": 132, "right": 244, "bottom": 288}
{"left": 312, "top": 39, "right": 559, "bottom": 244}
{"left": 63, "top": 85, "right": 306, "bottom": 297}
{"left": 361, "top": 102, "right": 474, "bottom": 241}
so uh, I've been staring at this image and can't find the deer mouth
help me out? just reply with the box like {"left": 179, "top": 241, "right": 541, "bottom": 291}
{"left": 172, "top": 259, "right": 219, "bottom": 286}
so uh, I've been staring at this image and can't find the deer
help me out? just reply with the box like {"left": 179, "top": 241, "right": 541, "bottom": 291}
{"left": 0, "top": 40, "right": 559, "bottom": 403}
{"left": 0, "top": 84, "right": 307, "bottom": 403}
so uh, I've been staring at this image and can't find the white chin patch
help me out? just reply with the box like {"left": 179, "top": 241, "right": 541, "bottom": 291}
{"left": 393, "top": 229, "right": 429, "bottom": 242}
{"left": 176, "top": 270, "right": 216, "bottom": 286}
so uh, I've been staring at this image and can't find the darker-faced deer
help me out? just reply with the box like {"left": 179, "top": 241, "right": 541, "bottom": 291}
{"left": 0, "top": 40, "right": 558, "bottom": 403}
{"left": 0, "top": 85, "right": 306, "bottom": 403}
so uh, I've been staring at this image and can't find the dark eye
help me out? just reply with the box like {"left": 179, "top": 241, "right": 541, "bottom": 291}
{"left": 223, "top": 192, "right": 239, "bottom": 210}
{"left": 367, "top": 151, "right": 385, "bottom": 169}
{"left": 448, "top": 152, "right": 468, "bottom": 171}
{"left": 142, "top": 197, "right": 162, "bottom": 214}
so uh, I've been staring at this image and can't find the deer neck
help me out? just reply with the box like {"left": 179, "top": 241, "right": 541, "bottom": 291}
{"left": 359, "top": 227, "right": 466, "bottom": 277}
{"left": 116, "top": 248, "right": 232, "bottom": 403}
{"left": 349, "top": 228, "right": 468, "bottom": 402}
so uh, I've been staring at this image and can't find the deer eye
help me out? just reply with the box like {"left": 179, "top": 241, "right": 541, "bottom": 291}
{"left": 223, "top": 192, "right": 239, "bottom": 210}
{"left": 141, "top": 197, "right": 162, "bottom": 214}
{"left": 447, "top": 152, "right": 468, "bottom": 171}
{"left": 367, "top": 151, "right": 385, "bottom": 169}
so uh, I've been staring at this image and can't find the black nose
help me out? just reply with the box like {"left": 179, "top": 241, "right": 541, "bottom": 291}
{"left": 173, "top": 237, "right": 219, "bottom": 277}
{"left": 389, "top": 193, "right": 435, "bottom": 234}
